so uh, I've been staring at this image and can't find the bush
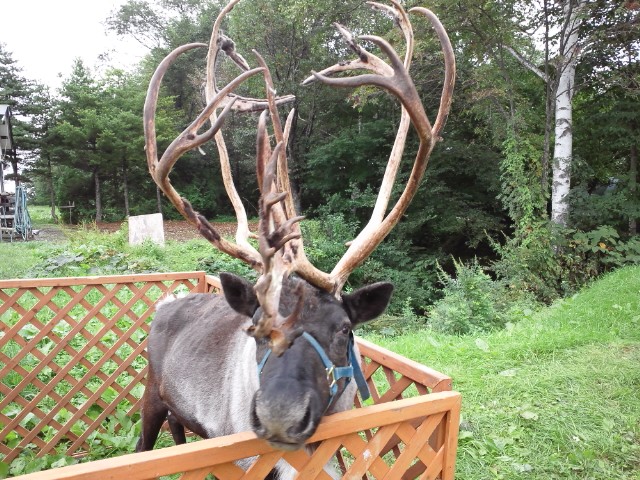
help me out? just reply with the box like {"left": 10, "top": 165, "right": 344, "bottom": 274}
{"left": 301, "top": 213, "right": 437, "bottom": 315}
{"left": 490, "top": 222, "right": 563, "bottom": 303}
{"left": 491, "top": 222, "right": 640, "bottom": 303}
{"left": 428, "top": 259, "right": 511, "bottom": 335}
{"left": 196, "top": 251, "right": 258, "bottom": 281}
{"left": 300, "top": 213, "right": 359, "bottom": 274}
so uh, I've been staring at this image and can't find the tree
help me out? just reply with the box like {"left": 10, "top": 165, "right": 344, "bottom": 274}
{"left": 0, "top": 43, "right": 46, "bottom": 187}
{"left": 53, "top": 60, "right": 111, "bottom": 222}
{"left": 504, "top": 0, "right": 640, "bottom": 227}
{"left": 23, "top": 87, "right": 60, "bottom": 221}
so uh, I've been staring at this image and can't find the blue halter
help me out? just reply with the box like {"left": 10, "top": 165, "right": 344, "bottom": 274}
{"left": 257, "top": 332, "right": 370, "bottom": 407}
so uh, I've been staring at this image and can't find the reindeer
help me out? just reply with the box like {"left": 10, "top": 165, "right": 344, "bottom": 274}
{"left": 136, "top": 0, "right": 454, "bottom": 477}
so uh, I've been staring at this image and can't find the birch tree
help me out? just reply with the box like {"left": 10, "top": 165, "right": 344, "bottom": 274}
{"left": 506, "top": 0, "right": 587, "bottom": 226}
{"left": 549, "top": 0, "right": 586, "bottom": 226}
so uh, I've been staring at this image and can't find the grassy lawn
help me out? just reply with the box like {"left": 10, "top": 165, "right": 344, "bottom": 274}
{"left": 364, "top": 265, "right": 640, "bottom": 479}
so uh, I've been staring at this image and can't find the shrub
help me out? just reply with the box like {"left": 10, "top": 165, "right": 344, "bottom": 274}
{"left": 302, "top": 213, "right": 437, "bottom": 315}
{"left": 428, "top": 259, "right": 509, "bottom": 335}
{"left": 196, "top": 251, "right": 258, "bottom": 281}
{"left": 491, "top": 222, "right": 640, "bottom": 303}
{"left": 489, "top": 222, "right": 563, "bottom": 303}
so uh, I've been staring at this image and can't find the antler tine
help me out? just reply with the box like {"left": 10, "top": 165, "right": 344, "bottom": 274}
{"left": 144, "top": 42, "right": 265, "bottom": 268}
{"left": 206, "top": 0, "right": 299, "bottom": 253}
{"left": 256, "top": 110, "right": 271, "bottom": 193}
{"left": 249, "top": 55, "right": 310, "bottom": 351}
{"left": 410, "top": 7, "right": 456, "bottom": 139}
{"left": 303, "top": 1, "right": 455, "bottom": 292}
{"left": 249, "top": 141, "right": 305, "bottom": 354}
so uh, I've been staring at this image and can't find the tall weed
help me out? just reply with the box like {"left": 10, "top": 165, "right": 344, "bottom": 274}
{"left": 428, "top": 259, "right": 513, "bottom": 335}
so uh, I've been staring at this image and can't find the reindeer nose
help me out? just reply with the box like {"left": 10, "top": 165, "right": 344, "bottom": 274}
{"left": 251, "top": 388, "right": 318, "bottom": 450}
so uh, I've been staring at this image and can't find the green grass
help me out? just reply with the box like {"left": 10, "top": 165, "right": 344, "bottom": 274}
{"left": 0, "top": 205, "right": 64, "bottom": 279}
{"left": 363, "top": 265, "right": 640, "bottom": 479}
{"left": 27, "top": 205, "right": 59, "bottom": 225}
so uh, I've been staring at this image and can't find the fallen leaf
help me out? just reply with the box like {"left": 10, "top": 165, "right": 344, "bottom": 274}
{"left": 520, "top": 411, "right": 538, "bottom": 421}
{"left": 475, "top": 338, "right": 490, "bottom": 352}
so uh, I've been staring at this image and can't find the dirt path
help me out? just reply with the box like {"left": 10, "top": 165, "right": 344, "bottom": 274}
{"left": 28, "top": 220, "right": 257, "bottom": 243}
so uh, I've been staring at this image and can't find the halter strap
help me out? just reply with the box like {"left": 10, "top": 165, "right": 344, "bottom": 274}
{"left": 257, "top": 332, "right": 370, "bottom": 407}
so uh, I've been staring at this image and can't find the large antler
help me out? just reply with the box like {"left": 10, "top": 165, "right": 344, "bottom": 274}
{"left": 145, "top": 0, "right": 454, "bottom": 352}
{"left": 295, "top": 0, "right": 456, "bottom": 292}
{"left": 244, "top": 0, "right": 455, "bottom": 346}
{"left": 144, "top": 43, "right": 265, "bottom": 267}
{"left": 144, "top": 1, "right": 297, "bottom": 270}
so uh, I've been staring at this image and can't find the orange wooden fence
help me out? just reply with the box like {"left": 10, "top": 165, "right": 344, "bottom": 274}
{"left": 1, "top": 272, "right": 460, "bottom": 479}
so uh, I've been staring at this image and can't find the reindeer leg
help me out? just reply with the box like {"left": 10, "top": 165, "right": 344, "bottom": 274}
{"left": 167, "top": 411, "right": 187, "bottom": 445}
{"left": 136, "top": 376, "right": 168, "bottom": 452}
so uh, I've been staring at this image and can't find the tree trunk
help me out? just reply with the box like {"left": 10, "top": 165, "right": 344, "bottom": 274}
{"left": 94, "top": 170, "right": 103, "bottom": 223}
{"left": 122, "top": 158, "right": 130, "bottom": 217}
{"left": 630, "top": 144, "right": 638, "bottom": 235}
{"left": 46, "top": 155, "right": 58, "bottom": 223}
{"left": 550, "top": 66, "right": 575, "bottom": 226}
{"left": 156, "top": 185, "right": 163, "bottom": 214}
{"left": 550, "top": 0, "right": 585, "bottom": 227}
{"left": 541, "top": 0, "right": 553, "bottom": 196}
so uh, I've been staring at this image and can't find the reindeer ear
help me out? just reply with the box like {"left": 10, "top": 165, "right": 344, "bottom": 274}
{"left": 342, "top": 282, "right": 394, "bottom": 325}
{"left": 220, "top": 273, "right": 259, "bottom": 318}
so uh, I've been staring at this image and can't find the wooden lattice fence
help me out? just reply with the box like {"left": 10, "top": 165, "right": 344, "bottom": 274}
{"left": 1, "top": 272, "right": 461, "bottom": 479}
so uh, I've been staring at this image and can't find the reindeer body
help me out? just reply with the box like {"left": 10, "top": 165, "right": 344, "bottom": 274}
{"left": 137, "top": 276, "right": 390, "bottom": 479}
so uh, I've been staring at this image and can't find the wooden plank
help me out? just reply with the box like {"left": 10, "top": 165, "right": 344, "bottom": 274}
{"left": 11, "top": 393, "right": 460, "bottom": 480}
{"left": 356, "top": 337, "right": 452, "bottom": 392}
{"left": 441, "top": 396, "right": 462, "bottom": 480}
{"left": 338, "top": 432, "right": 391, "bottom": 478}
{"left": 207, "top": 462, "right": 245, "bottom": 480}
{"left": 344, "top": 423, "right": 399, "bottom": 478}
{"left": 0, "top": 271, "right": 206, "bottom": 288}
{"left": 179, "top": 466, "right": 214, "bottom": 480}
{"left": 383, "top": 414, "right": 443, "bottom": 479}
{"left": 418, "top": 446, "right": 445, "bottom": 480}
{"left": 290, "top": 438, "right": 342, "bottom": 479}
{"left": 308, "top": 393, "right": 460, "bottom": 444}
{"left": 204, "top": 275, "right": 222, "bottom": 292}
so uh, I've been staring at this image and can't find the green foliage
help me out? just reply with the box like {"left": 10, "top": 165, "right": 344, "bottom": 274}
{"left": 490, "top": 222, "right": 564, "bottom": 303}
{"left": 196, "top": 250, "right": 258, "bottom": 281}
{"left": 561, "top": 226, "right": 640, "bottom": 284}
{"left": 499, "top": 130, "right": 546, "bottom": 229}
{"left": 3, "top": 408, "right": 144, "bottom": 477}
{"left": 427, "top": 259, "right": 513, "bottom": 335}
{"left": 492, "top": 222, "right": 640, "bottom": 303}
{"left": 300, "top": 214, "right": 359, "bottom": 274}
{"left": 19, "top": 224, "right": 164, "bottom": 278}
{"left": 302, "top": 213, "right": 437, "bottom": 314}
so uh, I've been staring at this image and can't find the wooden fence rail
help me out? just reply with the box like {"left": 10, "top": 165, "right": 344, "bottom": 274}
{"left": 1, "top": 272, "right": 460, "bottom": 479}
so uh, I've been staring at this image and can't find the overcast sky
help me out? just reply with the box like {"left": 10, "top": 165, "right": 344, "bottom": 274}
{"left": 2, "top": 0, "right": 148, "bottom": 90}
